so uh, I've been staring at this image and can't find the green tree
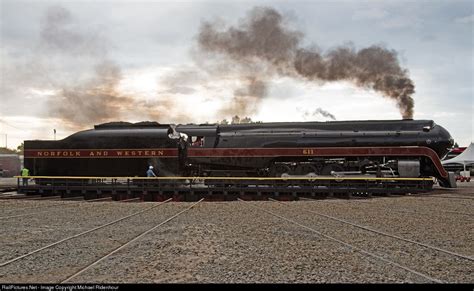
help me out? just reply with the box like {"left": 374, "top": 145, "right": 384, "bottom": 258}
{"left": 240, "top": 117, "right": 253, "bottom": 124}
{"left": 217, "top": 116, "right": 261, "bottom": 125}
{"left": 0, "top": 147, "right": 17, "bottom": 154}
{"left": 231, "top": 115, "right": 241, "bottom": 124}
{"left": 17, "top": 142, "right": 24, "bottom": 154}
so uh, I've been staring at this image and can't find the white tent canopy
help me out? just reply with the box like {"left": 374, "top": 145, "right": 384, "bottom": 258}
{"left": 442, "top": 142, "right": 474, "bottom": 170}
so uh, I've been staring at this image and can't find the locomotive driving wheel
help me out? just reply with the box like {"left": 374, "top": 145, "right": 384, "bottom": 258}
{"left": 321, "top": 164, "right": 345, "bottom": 184}
{"left": 321, "top": 164, "right": 344, "bottom": 176}
{"left": 294, "top": 163, "right": 318, "bottom": 175}
{"left": 269, "top": 164, "right": 291, "bottom": 188}
{"left": 270, "top": 164, "right": 291, "bottom": 177}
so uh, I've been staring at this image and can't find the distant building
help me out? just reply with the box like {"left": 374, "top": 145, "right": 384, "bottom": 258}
{"left": 0, "top": 154, "right": 21, "bottom": 177}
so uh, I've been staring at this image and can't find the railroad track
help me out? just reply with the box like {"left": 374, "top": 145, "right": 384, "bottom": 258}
{"left": 0, "top": 195, "right": 146, "bottom": 219}
{"left": 0, "top": 198, "right": 172, "bottom": 267}
{"left": 61, "top": 199, "right": 203, "bottom": 283}
{"left": 0, "top": 197, "right": 118, "bottom": 220}
{"left": 385, "top": 207, "right": 473, "bottom": 218}
{"left": 299, "top": 197, "right": 473, "bottom": 218}
{"left": 239, "top": 199, "right": 473, "bottom": 283}
{"left": 0, "top": 198, "right": 203, "bottom": 283}
{"left": 0, "top": 187, "right": 17, "bottom": 193}
{"left": 0, "top": 194, "right": 42, "bottom": 200}
{"left": 415, "top": 195, "right": 474, "bottom": 201}
{"left": 270, "top": 198, "right": 473, "bottom": 261}
{"left": 380, "top": 199, "right": 473, "bottom": 218}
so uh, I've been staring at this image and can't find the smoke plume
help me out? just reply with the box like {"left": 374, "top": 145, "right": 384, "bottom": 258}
{"left": 313, "top": 107, "right": 336, "bottom": 120}
{"left": 40, "top": 6, "right": 180, "bottom": 129}
{"left": 51, "top": 61, "right": 133, "bottom": 126}
{"left": 298, "top": 107, "right": 336, "bottom": 121}
{"left": 197, "top": 6, "right": 415, "bottom": 119}
{"left": 222, "top": 77, "right": 267, "bottom": 116}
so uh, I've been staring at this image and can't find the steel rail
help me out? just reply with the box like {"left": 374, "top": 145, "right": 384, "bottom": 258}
{"left": 439, "top": 210, "right": 473, "bottom": 216}
{"left": 379, "top": 207, "right": 473, "bottom": 218}
{"left": 0, "top": 197, "right": 117, "bottom": 220}
{"left": 299, "top": 197, "right": 473, "bottom": 218}
{"left": 0, "top": 193, "right": 24, "bottom": 198}
{"left": 270, "top": 198, "right": 473, "bottom": 262}
{"left": 238, "top": 199, "right": 443, "bottom": 283}
{"left": 60, "top": 196, "right": 85, "bottom": 200}
{"left": 0, "top": 198, "right": 172, "bottom": 267}
{"left": 414, "top": 196, "right": 474, "bottom": 201}
{"left": 119, "top": 198, "right": 141, "bottom": 202}
{"left": 338, "top": 197, "right": 474, "bottom": 217}
{"left": 0, "top": 200, "right": 85, "bottom": 215}
{"left": 0, "top": 195, "right": 42, "bottom": 200}
{"left": 61, "top": 198, "right": 203, "bottom": 283}
{"left": 85, "top": 197, "right": 113, "bottom": 202}
{"left": 23, "top": 195, "right": 62, "bottom": 200}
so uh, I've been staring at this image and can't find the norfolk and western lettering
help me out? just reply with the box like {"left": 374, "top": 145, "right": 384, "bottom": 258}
{"left": 27, "top": 149, "right": 169, "bottom": 158}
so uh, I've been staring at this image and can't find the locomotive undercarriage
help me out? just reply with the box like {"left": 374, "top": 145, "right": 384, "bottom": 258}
{"left": 187, "top": 156, "right": 431, "bottom": 179}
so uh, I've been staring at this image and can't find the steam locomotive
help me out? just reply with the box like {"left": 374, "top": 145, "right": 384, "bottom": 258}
{"left": 23, "top": 119, "right": 456, "bottom": 188}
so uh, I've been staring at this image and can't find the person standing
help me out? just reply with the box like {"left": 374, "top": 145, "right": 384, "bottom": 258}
{"left": 146, "top": 166, "right": 157, "bottom": 177}
{"left": 21, "top": 167, "right": 30, "bottom": 186}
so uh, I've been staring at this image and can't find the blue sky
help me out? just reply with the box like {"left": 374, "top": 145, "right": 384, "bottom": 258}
{"left": 0, "top": 0, "right": 472, "bottom": 148}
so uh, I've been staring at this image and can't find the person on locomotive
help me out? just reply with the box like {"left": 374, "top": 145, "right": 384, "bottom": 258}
{"left": 21, "top": 167, "right": 30, "bottom": 186}
{"left": 191, "top": 136, "right": 204, "bottom": 147}
{"left": 146, "top": 166, "right": 157, "bottom": 177}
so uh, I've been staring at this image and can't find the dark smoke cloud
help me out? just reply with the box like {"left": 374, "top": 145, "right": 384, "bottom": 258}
{"left": 221, "top": 76, "right": 267, "bottom": 116}
{"left": 40, "top": 6, "right": 107, "bottom": 57}
{"left": 40, "top": 6, "right": 177, "bottom": 129}
{"left": 40, "top": 6, "right": 123, "bottom": 128}
{"left": 50, "top": 61, "right": 133, "bottom": 127}
{"left": 198, "top": 8, "right": 301, "bottom": 68}
{"left": 197, "top": 6, "right": 415, "bottom": 119}
{"left": 299, "top": 107, "right": 336, "bottom": 121}
{"left": 313, "top": 107, "right": 336, "bottom": 120}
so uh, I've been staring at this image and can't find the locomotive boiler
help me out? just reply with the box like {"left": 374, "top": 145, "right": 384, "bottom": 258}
{"left": 23, "top": 119, "right": 456, "bottom": 188}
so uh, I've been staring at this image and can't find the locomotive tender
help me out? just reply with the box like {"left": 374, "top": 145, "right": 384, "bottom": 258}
{"left": 23, "top": 119, "right": 456, "bottom": 188}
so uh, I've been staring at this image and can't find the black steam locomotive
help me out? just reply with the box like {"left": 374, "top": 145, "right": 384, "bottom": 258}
{"left": 23, "top": 119, "right": 456, "bottom": 187}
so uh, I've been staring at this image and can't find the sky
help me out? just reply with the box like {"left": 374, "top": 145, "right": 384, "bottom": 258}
{"left": 0, "top": 0, "right": 473, "bottom": 149}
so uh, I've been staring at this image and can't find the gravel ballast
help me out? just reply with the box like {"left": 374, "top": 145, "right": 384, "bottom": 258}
{"left": 0, "top": 183, "right": 472, "bottom": 283}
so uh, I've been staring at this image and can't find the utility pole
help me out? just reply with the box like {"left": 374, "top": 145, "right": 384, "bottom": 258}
{"left": 54, "top": 129, "right": 56, "bottom": 141}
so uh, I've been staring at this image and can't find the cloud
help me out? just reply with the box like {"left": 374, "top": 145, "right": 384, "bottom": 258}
{"left": 352, "top": 5, "right": 423, "bottom": 30}
{"left": 352, "top": 8, "right": 388, "bottom": 21}
{"left": 380, "top": 14, "right": 422, "bottom": 29}
{"left": 454, "top": 14, "right": 474, "bottom": 24}
{"left": 1, "top": 1, "right": 472, "bottom": 148}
